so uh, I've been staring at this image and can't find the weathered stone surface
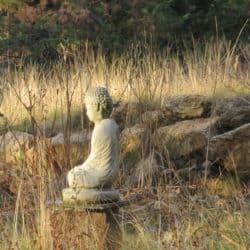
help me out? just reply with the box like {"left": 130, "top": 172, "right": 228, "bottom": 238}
{"left": 153, "top": 117, "right": 218, "bottom": 160}
{"left": 120, "top": 125, "right": 146, "bottom": 152}
{"left": 120, "top": 124, "right": 147, "bottom": 172}
{"left": 215, "top": 96, "right": 250, "bottom": 113}
{"left": 111, "top": 101, "right": 128, "bottom": 126}
{"left": 111, "top": 101, "right": 147, "bottom": 128}
{"left": 214, "top": 97, "right": 250, "bottom": 132}
{"left": 209, "top": 123, "right": 250, "bottom": 175}
{"left": 50, "top": 131, "right": 90, "bottom": 146}
{"left": 161, "top": 95, "right": 211, "bottom": 121}
{"left": 62, "top": 188, "right": 120, "bottom": 204}
{"left": 141, "top": 110, "right": 165, "bottom": 128}
{"left": 50, "top": 131, "right": 90, "bottom": 166}
{"left": 0, "top": 131, "right": 33, "bottom": 163}
{"left": 64, "top": 87, "right": 120, "bottom": 204}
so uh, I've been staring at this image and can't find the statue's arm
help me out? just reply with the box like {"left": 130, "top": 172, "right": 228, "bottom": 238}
{"left": 67, "top": 154, "right": 91, "bottom": 187}
{"left": 78, "top": 152, "right": 95, "bottom": 169}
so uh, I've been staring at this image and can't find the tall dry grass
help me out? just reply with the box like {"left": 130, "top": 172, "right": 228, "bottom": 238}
{"left": 0, "top": 40, "right": 249, "bottom": 131}
{"left": 0, "top": 40, "right": 249, "bottom": 249}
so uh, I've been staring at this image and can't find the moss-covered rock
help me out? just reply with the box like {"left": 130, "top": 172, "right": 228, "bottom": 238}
{"left": 161, "top": 95, "right": 212, "bottom": 121}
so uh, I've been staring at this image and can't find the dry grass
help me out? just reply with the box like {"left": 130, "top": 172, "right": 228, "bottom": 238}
{"left": 0, "top": 40, "right": 249, "bottom": 249}
{"left": 120, "top": 185, "right": 250, "bottom": 250}
{"left": 0, "top": 40, "right": 249, "bottom": 131}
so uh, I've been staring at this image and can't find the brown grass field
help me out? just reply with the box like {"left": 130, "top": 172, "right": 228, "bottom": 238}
{"left": 0, "top": 41, "right": 249, "bottom": 249}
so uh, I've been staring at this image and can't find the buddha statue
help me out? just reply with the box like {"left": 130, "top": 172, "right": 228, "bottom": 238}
{"left": 62, "top": 87, "right": 120, "bottom": 204}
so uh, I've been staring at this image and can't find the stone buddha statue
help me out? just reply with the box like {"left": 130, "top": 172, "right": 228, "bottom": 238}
{"left": 63, "top": 87, "right": 120, "bottom": 204}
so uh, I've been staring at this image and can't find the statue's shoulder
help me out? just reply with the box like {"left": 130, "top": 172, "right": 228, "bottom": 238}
{"left": 101, "top": 118, "right": 118, "bottom": 128}
{"left": 95, "top": 119, "right": 118, "bottom": 135}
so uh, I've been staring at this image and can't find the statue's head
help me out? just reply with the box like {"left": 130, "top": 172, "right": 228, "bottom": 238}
{"left": 85, "top": 87, "right": 113, "bottom": 123}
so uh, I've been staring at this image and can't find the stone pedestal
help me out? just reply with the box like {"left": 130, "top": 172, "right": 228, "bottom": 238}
{"left": 48, "top": 201, "right": 127, "bottom": 250}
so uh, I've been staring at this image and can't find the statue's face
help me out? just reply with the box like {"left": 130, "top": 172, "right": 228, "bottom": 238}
{"left": 85, "top": 102, "right": 100, "bottom": 123}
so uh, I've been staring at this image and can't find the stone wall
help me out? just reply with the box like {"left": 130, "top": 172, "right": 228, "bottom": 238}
{"left": 0, "top": 95, "right": 249, "bottom": 199}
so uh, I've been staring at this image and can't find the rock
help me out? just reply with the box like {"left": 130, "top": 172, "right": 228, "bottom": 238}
{"left": 62, "top": 188, "right": 120, "bottom": 204}
{"left": 112, "top": 101, "right": 147, "bottom": 129}
{"left": 161, "top": 95, "right": 211, "bottom": 121}
{"left": 50, "top": 131, "right": 90, "bottom": 167}
{"left": 214, "top": 97, "right": 250, "bottom": 132}
{"left": 120, "top": 124, "right": 147, "bottom": 173}
{"left": 153, "top": 117, "right": 218, "bottom": 160}
{"left": 0, "top": 131, "right": 33, "bottom": 163}
{"left": 50, "top": 131, "right": 90, "bottom": 146}
{"left": 120, "top": 125, "right": 146, "bottom": 153}
{"left": 111, "top": 101, "right": 128, "bottom": 126}
{"left": 209, "top": 123, "right": 250, "bottom": 175}
{"left": 141, "top": 110, "right": 165, "bottom": 128}
{"left": 215, "top": 96, "right": 250, "bottom": 113}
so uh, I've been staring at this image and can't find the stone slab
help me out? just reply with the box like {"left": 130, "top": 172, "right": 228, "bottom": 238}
{"left": 62, "top": 188, "right": 120, "bottom": 205}
{"left": 47, "top": 199, "right": 130, "bottom": 212}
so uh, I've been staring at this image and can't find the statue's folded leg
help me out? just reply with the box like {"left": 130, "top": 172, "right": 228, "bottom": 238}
{"left": 64, "top": 167, "right": 119, "bottom": 203}
{"left": 67, "top": 167, "right": 100, "bottom": 189}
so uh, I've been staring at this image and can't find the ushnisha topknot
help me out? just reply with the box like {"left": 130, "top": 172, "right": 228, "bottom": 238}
{"left": 85, "top": 87, "right": 113, "bottom": 117}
